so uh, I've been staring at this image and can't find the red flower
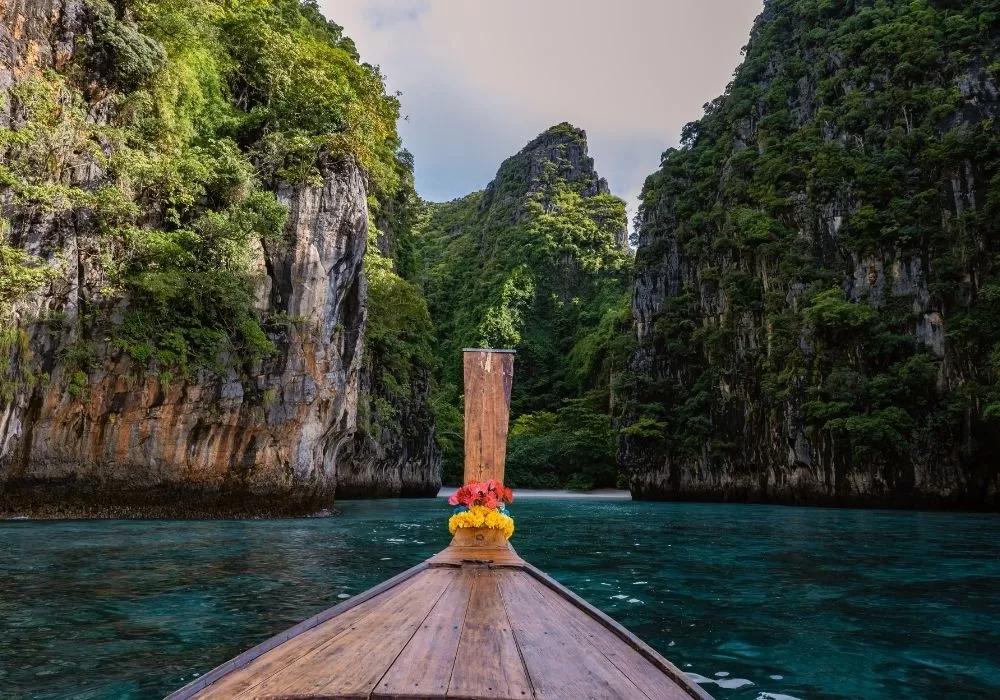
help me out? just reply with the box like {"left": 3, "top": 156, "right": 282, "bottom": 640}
{"left": 461, "top": 489, "right": 474, "bottom": 506}
{"left": 448, "top": 480, "right": 514, "bottom": 509}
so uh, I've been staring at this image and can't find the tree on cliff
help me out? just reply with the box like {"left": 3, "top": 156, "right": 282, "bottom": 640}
{"left": 412, "top": 124, "right": 633, "bottom": 489}
{"left": 1, "top": 0, "right": 443, "bottom": 512}
{"left": 619, "top": 0, "right": 1000, "bottom": 506}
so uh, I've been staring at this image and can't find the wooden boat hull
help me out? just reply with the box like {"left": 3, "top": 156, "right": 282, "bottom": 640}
{"left": 167, "top": 536, "right": 712, "bottom": 700}
{"left": 167, "top": 352, "right": 711, "bottom": 699}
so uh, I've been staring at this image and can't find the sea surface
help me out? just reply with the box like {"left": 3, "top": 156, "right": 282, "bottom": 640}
{"left": 1, "top": 499, "right": 998, "bottom": 700}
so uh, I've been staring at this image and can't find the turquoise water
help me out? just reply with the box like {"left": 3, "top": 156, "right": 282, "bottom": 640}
{"left": 1, "top": 500, "right": 998, "bottom": 700}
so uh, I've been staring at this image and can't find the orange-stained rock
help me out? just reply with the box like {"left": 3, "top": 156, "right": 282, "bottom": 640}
{"left": 0, "top": 1, "right": 439, "bottom": 516}
{"left": 0, "top": 154, "right": 368, "bottom": 516}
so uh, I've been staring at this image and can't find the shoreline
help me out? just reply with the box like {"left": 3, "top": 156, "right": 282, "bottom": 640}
{"left": 437, "top": 487, "right": 632, "bottom": 500}
{"left": 8, "top": 488, "right": 999, "bottom": 520}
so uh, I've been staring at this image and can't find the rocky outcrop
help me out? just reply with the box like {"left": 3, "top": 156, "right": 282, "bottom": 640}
{"left": 0, "top": 0, "right": 439, "bottom": 516}
{"left": 2, "top": 163, "right": 369, "bottom": 516}
{"left": 411, "top": 123, "right": 629, "bottom": 487}
{"left": 338, "top": 207, "right": 442, "bottom": 499}
{"left": 620, "top": 0, "right": 1000, "bottom": 509}
{"left": 416, "top": 123, "right": 629, "bottom": 402}
{"left": 480, "top": 123, "right": 623, "bottom": 241}
{"left": 1, "top": 0, "right": 80, "bottom": 84}
{"left": 338, "top": 361, "right": 441, "bottom": 498}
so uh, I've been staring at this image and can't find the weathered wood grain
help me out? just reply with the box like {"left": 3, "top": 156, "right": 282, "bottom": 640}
{"left": 198, "top": 577, "right": 412, "bottom": 699}
{"left": 240, "top": 569, "right": 453, "bottom": 697}
{"left": 497, "top": 570, "right": 650, "bottom": 699}
{"left": 170, "top": 562, "right": 430, "bottom": 700}
{"left": 463, "top": 350, "right": 515, "bottom": 484}
{"left": 429, "top": 530, "right": 523, "bottom": 567}
{"left": 181, "top": 562, "right": 709, "bottom": 700}
{"left": 448, "top": 569, "right": 533, "bottom": 699}
{"left": 374, "top": 568, "right": 476, "bottom": 699}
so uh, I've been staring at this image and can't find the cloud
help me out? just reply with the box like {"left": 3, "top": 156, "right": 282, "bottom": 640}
{"left": 323, "top": 0, "right": 764, "bottom": 219}
{"left": 359, "top": 1, "right": 431, "bottom": 30}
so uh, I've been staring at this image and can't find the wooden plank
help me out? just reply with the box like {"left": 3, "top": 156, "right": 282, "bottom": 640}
{"left": 463, "top": 350, "right": 515, "bottom": 484}
{"left": 514, "top": 569, "right": 694, "bottom": 700}
{"left": 522, "top": 564, "right": 713, "bottom": 700}
{"left": 428, "top": 549, "right": 522, "bottom": 567}
{"left": 200, "top": 601, "right": 379, "bottom": 699}
{"left": 497, "top": 571, "right": 649, "bottom": 700}
{"left": 249, "top": 568, "right": 455, "bottom": 698}
{"left": 194, "top": 574, "right": 424, "bottom": 699}
{"left": 448, "top": 569, "right": 533, "bottom": 699}
{"left": 596, "top": 639, "right": 697, "bottom": 700}
{"left": 374, "top": 568, "right": 476, "bottom": 699}
{"left": 428, "top": 532, "right": 523, "bottom": 567}
{"left": 170, "top": 562, "right": 430, "bottom": 700}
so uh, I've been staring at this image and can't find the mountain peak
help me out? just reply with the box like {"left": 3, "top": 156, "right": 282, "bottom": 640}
{"left": 526, "top": 122, "right": 587, "bottom": 148}
{"left": 482, "top": 123, "right": 611, "bottom": 215}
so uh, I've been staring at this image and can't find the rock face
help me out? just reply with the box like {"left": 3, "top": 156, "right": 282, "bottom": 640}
{"left": 1, "top": 162, "right": 369, "bottom": 515}
{"left": 0, "top": 0, "right": 439, "bottom": 515}
{"left": 481, "top": 123, "right": 621, "bottom": 233}
{"left": 620, "top": 0, "right": 1000, "bottom": 509}
{"left": 339, "top": 214, "right": 442, "bottom": 499}
{"left": 1, "top": 1, "right": 79, "bottom": 82}
{"left": 338, "top": 361, "right": 441, "bottom": 498}
{"left": 411, "top": 123, "right": 629, "bottom": 486}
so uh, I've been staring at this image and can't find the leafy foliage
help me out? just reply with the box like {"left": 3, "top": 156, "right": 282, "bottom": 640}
{"left": 361, "top": 213, "right": 437, "bottom": 444}
{"left": 413, "top": 124, "right": 632, "bottom": 487}
{"left": 0, "top": 239, "right": 53, "bottom": 312}
{"left": 505, "top": 401, "right": 619, "bottom": 490}
{"left": 2, "top": 0, "right": 408, "bottom": 381}
{"left": 620, "top": 0, "right": 1000, "bottom": 483}
{"left": 87, "top": 0, "right": 168, "bottom": 90}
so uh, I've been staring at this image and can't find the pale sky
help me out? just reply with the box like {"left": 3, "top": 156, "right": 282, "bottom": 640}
{"left": 322, "top": 0, "right": 764, "bottom": 222}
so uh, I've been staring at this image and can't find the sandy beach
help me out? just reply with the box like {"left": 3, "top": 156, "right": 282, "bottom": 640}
{"left": 437, "top": 487, "right": 631, "bottom": 500}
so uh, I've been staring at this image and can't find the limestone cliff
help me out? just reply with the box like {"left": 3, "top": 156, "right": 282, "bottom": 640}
{"left": 339, "top": 205, "right": 442, "bottom": 499}
{"left": 412, "top": 124, "right": 630, "bottom": 487}
{"left": 0, "top": 0, "right": 439, "bottom": 515}
{"left": 620, "top": 0, "right": 1000, "bottom": 508}
{"left": 338, "top": 358, "right": 440, "bottom": 498}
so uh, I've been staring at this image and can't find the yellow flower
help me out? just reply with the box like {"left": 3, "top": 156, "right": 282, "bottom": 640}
{"left": 448, "top": 505, "right": 515, "bottom": 539}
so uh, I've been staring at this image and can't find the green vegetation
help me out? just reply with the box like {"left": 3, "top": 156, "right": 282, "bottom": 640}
{"left": 621, "top": 0, "right": 1000, "bottom": 477}
{"left": 12, "top": 0, "right": 997, "bottom": 499}
{"left": 413, "top": 124, "right": 632, "bottom": 489}
{"left": 506, "top": 401, "right": 619, "bottom": 489}
{"left": 0, "top": 240, "right": 53, "bottom": 313}
{"left": 1, "top": 0, "right": 406, "bottom": 380}
{"left": 361, "top": 191, "right": 437, "bottom": 445}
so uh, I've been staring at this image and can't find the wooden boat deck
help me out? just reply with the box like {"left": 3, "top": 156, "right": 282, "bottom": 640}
{"left": 168, "top": 540, "right": 710, "bottom": 700}
{"left": 167, "top": 351, "right": 711, "bottom": 700}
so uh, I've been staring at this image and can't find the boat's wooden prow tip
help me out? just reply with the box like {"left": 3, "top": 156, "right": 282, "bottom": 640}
{"left": 427, "top": 527, "right": 524, "bottom": 567}
{"left": 167, "top": 349, "right": 713, "bottom": 700}
{"left": 170, "top": 552, "right": 712, "bottom": 700}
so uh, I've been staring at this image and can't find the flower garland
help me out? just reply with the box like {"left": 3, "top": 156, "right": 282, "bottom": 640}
{"left": 447, "top": 479, "right": 515, "bottom": 539}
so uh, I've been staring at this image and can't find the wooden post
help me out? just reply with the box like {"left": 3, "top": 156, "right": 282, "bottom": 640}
{"left": 463, "top": 349, "right": 515, "bottom": 484}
